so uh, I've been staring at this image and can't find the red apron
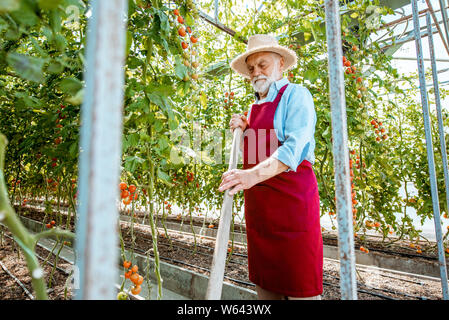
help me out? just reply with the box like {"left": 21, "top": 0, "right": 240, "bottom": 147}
{"left": 243, "top": 84, "right": 323, "bottom": 297}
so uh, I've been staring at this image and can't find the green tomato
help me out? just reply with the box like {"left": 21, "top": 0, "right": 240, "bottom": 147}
{"left": 117, "top": 291, "right": 128, "bottom": 300}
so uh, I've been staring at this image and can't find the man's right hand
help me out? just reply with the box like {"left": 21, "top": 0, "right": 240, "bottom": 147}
{"left": 229, "top": 114, "right": 248, "bottom": 132}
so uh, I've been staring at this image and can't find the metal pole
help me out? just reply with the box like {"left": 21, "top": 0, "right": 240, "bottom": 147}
{"left": 75, "top": 0, "right": 128, "bottom": 300}
{"left": 206, "top": 128, "right": 242, "bottom": 300}
{"left": 425, "top": 0, "right": 449, "bottom": 56}
{"left": 425, "top": 11, "right": 449, "bottom": 300}
{"left": 324, "top": 0, "right": 357, "bottom": 300}
{"left": 392, "top": 56, "right": 449, "bottom": 62}
{"left": 411, "top": 0, "right": 447, "bottom": 300}
{"left": 198, "top": 10, "right": 247, "bottom": 43}
{"left": 214, "top": 0, "right": 219, "bottom": 22}
{"left": 439, "top": 0, "right": 449, "bottom": 45}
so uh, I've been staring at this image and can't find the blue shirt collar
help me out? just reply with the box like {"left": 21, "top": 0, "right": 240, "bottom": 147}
{"left": 255, "top": 77, "right": 290, "bottom": 102}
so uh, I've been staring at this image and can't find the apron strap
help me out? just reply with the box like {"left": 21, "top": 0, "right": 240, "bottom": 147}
{"left": 271, "top": 84, "right": 289, "bottom": 105}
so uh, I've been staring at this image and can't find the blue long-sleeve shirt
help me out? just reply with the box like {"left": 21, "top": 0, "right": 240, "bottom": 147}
{"left": 246, "top": 77, "right": 316, "bottom": 172}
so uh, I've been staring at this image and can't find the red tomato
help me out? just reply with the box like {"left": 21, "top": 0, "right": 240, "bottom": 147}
{"left": 119, "top": 182, "right": 127, "bottom": 190}
{"left": 128, "top": 185, "right": 136, "bottom": 193}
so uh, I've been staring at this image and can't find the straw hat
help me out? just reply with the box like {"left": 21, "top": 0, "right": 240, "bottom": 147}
{"left": 230, "top": 34, "right": 297, "bottom": 79}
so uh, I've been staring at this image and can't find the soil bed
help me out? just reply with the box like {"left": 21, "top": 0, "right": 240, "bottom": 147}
{"left": 0, "top": 232, "right": 72, "bottom": 300}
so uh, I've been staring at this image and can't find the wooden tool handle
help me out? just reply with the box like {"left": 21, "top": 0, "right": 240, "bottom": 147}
{"left": 205, "top": 127, "right": 243, "bottom": 300}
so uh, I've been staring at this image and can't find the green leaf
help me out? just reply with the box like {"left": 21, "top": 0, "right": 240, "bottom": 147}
{"left": 322, "top": 126, "right": 330, "bottom": 139}
{"left": 42, "top": 26, "right": 54, "bottom": 41}
{"left": 49, "top": 8, "right": 62, "bottom": 33}
{"left": 154, "top": 118, "right": 163, "bottom": 132}
{"left": 14, "top": 92, "right": 43, "bottom": 109}
{"left": 5, "top": 27, "right": 21, "bottom": 40}
{"left": 160, "top": 38, "right": 170, "bottom": 54}
{"left": 54, "top": 34, "right": 68, "bottom": 51}
{"left": 6, "top": 52, "right": 45, "bottom": 83}
{"left": 157, "top": 167, "right": 174, "bottom": 186}
{"left": 174, "top": 56, "right": 187, "bottom": 79}
{"left": 146, "top": 92, "right": 174, "bottom": 118}
{"left": 158, "top": 11, "right": 170, "bottom": 35}
{"left": 128, "top": 98, "right": 149, "bottom": 113}
{"left": 69, "top": 142, "right": 78, "bottom": 157}
{"left": 124, "top": 155, "right": 144, "bottom": 173}
{"left": 10, "top": 1, "right": 39, "bottom": 26}
{"left": 66, "top": 89, "right": 84, "bottom": 105}
{"left": 125, "top": 133, "right": 140, "bottom": 148}
{"left": 127, "top": 56, "right": 142, "bottom": 69}
{"left": 145, "top": 82, "right": 174, "bottom": 96}
{"left": 0, "top": 0, "right": 20, "bottom": 12}
{"left": 38, "top": 0, "right": 63, "bottom": 10}
{"left": 157, "top": 136, "right": 169, "bottom": 150}
{"left": 200, "top": 91, "right": 207, "bottom": 108}
{"left": 168, "top": 118, "right": 178, "bottom": 131}
{"left": 59, "top": 77, "right": 83, "bottom": 95}
{"left": 128, "top": 0, "right": 136, "bottom": 16}
{"left": 185, "top": 13, "right": 194, "bottom": 27}
{"left": 30, "top": 38, "right": 47, "bottom": 57}
{"left": 304, "top": 68, "right": 319, "bottom": 83}
{"left": 47, "top": 61, "right": 64, "bottom": 74}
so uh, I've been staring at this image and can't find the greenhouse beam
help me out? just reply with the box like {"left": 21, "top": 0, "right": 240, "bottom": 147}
{"left": 380, "top": 5, "right": 449, "bottom": 30}
{"left": 75, "top": 0, "right": 128, "bottom": 300}
{"left": 439, "top": 0, "right": 449, "bottom": 46}
{"left": 198, "top": 10, "right": 247, "bottom": 44}
{"left": 380, "top": 25, "right": 439, "bottom": 51}
{"left": 411, "top": 0, "right": 448, "bottom": 301}
{"left": 392, "top": 56, "right": 449, "bottom": 62}
{"left": 425, "top": 11, "right": 449, "bottom": 300}
{"left": 324, "top": 0, "right": 358, "bottom": 300}
{"left": 425, "top": 0, "right": 449, "bottom": 56}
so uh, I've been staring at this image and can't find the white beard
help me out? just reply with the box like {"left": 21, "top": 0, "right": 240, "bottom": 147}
{"left": 251, "top": 60, "right": 281, "bottom": 96}
{"left": 252, "top": 77, "right": 272, "bottom": 94}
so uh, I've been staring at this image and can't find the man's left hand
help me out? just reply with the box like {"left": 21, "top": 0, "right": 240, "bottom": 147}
{"left": 218, "top": 169, "right": 258, "bottom": 196}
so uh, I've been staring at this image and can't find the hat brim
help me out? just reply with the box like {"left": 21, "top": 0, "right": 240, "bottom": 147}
{"left": 230, "top": 45, "right": 297, "bottom": 79}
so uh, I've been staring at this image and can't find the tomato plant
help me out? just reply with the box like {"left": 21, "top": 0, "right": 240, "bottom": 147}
{"left": 1, "top": 0, "right": 449, "bottom": 300}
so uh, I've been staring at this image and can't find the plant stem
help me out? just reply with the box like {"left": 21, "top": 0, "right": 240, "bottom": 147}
{"left": 0, "top": 133, "right": 48, "bottom": 300}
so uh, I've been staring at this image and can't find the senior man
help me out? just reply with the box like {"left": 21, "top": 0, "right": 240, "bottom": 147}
{"left": 218, "top": 34, "right": 323, "bottom": 300}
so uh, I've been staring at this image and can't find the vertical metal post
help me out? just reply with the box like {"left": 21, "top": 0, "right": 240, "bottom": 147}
{"left": 324, "top": 0, "right": 357, "bottom": 300}
{"left": 438, "top": 0, "right": 449, "bottom": 45}
{"left": 214, "top": 0, "right": 219, "bottom": 22}
{"left": 425, "top": 11, "right": 449, "bottom": 300}
{"left": 411, "top": 0, "right": 447, "bottom": 300}
{"left": 75, "top": 0, "right": 128, "bottom": 300}
{"left": 425, "top": 0, "right": 449, "bottom": 56}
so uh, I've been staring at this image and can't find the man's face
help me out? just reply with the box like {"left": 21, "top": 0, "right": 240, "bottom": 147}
{"left": 246, "top": 52, "right": 284, "bottom": 95}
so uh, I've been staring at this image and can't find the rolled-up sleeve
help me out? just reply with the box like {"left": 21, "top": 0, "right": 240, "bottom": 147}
{"left": 272, "top": 86, "right": 316, "bottom": 172}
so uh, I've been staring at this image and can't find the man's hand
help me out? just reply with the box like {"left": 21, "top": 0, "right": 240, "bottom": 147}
{"left": 218, "top": 158, "right": 288, "bottom": 196}
{"left": 229, "top": 114, "right": 248, "bottom": 132}
{"left": 218, "top": 169, "right": 257, "bottom": 196}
